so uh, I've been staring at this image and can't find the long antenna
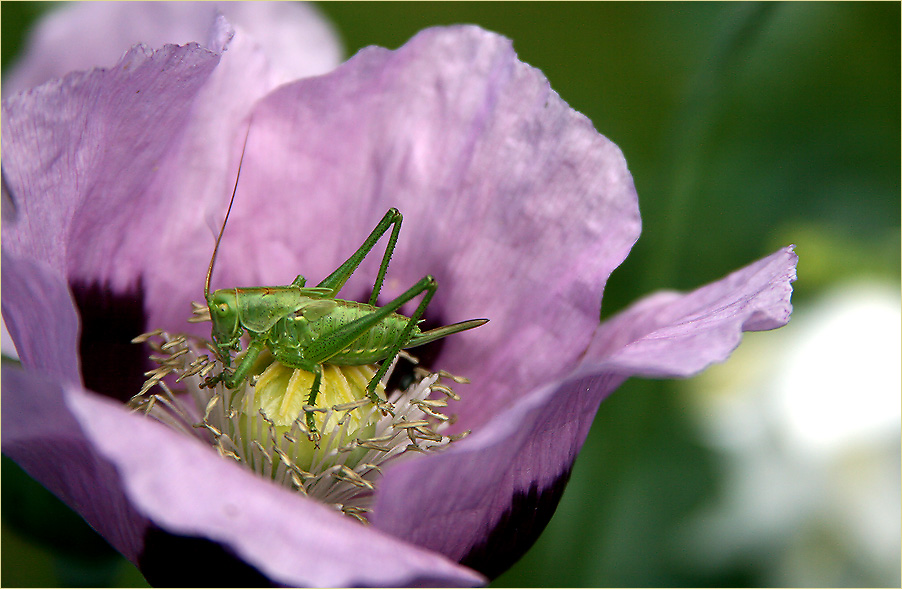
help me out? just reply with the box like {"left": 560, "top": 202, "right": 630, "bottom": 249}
{"left": 205, "top": 120, "right": 253, "bottom": 300}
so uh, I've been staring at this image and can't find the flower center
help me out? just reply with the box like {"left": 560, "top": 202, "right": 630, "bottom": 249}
{"left": 130, "top": 309, "right": 469, "bottom": 522}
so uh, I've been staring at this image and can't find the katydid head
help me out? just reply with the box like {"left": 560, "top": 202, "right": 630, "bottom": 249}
{"left": 208, "top": 289, "right": 242, "bottom": 357}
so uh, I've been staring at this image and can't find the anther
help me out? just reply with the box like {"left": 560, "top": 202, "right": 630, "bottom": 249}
{"left": 333, "top": 399, "right": 370, "bottom": 412}
{"left": 160, "top": 336, "right": 187, "bottom": 351}
{"left": 252, "top": 440, "right": 272, "bottom": 464}
{"left": 143, "top": 366, "right": 172, "bottom": 379}
{"left": 413, "top": 404, "right": 450, "bottom": 421}
{"left": 131, "top": 329, "right": 163, "bottom": 344}
{"left": 430, "top": 384, "right": 460, "bottom": 400}
{"left": 394, "top": 419, "right": 430, "bottom": 429}
{"left": 437, "top": 370, "right": 470, "bottom": 384}
{"left": 204, "top": 394, "right": 221, "bottom": 420}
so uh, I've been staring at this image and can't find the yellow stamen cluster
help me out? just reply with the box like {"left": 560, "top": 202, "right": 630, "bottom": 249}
{"left": 130, "top": 314, "right": 469, "bottom": 522}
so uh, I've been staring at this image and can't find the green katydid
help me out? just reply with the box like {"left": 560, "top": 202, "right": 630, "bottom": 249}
{"left": 201, "top": 128, "right": 488, "bottom": 439}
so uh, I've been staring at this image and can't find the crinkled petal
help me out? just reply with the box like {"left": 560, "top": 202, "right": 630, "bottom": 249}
{"left": 217, "top": 1, "right": 342, "bottom": 82}
{"left": 64, "top": 385, "right": 485, "bottom": 587}
{"left": 3, "top": 1, "right": 341, "bottom": 96}
{"left": 2, "top": 18, "right": 313, "bottom": 334}
{"left": 1, "top": 367, "right": 149, "bottom": 563}
{"left": 1, "top": 252, "right": 80, "bottom": 383}
{"left": 581, "top": 245, "right": 798, "bottom": 377}
{"left": 2, "top": 42, "right": 222, "bottom": 276}
{"left": 206, "top": 25, "right": 641, "bottom": 430}
{"left": 372, "top": 247, "right": 797, "bottom": 576}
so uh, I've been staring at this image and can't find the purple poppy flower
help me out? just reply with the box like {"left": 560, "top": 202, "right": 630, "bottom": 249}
{"left": 2, "top": 4, "right": 797, "bottom": 587}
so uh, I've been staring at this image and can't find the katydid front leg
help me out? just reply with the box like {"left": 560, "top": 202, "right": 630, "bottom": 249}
{"left": 205, "top": 337, "right": 267, "bottom": 389}
{"left": 299, "top": 361, "right": 324, "bottom": 441}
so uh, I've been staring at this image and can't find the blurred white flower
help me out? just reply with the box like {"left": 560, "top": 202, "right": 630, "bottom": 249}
{"left": 682, "top": 280, "right": 900, "bottom": 587}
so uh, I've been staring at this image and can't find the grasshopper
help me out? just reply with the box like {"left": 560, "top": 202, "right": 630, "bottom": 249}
{"left": 201, "top": 129, "right": 487, "bottom": 438}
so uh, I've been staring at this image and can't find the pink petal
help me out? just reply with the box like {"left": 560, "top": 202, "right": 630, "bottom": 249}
{"left": 1, "top": 252, "right": 80, "bottom": 382}
{"left": 372, "top": 246, "right": 797, "bottom": 575}
{"left": 2, "top": 42, "right": 222, "bottom": 277}
{"left": 581, "top": 245, "right": 798, "bottom": 377}
{"left": 4, "top": 1, "right": 341, "bottom": 96}
{"left": 65, "top": 384, "right": 485, "bottom": 587}
{"left": 2, "top": 368, "right": 149, "bottom": 563}
{"left": 372, "top": 373, "right": 621, "bottom": 578}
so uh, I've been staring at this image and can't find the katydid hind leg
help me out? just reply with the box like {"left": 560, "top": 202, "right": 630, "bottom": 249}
{"left": 302, "top": 274, "right": 439, "bottom": 411}
{"left": 316, "top": 208, "right": 403, "bottom": 301}
{"left": 364, "top": 275, "right": 438, "bottom": 403}
{"left": 303, "top": 274, "right": 438, "bottom": 368}
{"left": 405, "top": 318, "right": 489, "bottom": 348}
{"left": 366, "top": 210, "right": 402, "bottom": 306}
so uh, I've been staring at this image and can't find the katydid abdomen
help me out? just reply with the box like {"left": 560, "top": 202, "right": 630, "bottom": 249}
{"left": 267, "top": 297, "right": 485, "bottom": 367}
{"left": 273, "top": 299, "right": 418, "bottom": 366}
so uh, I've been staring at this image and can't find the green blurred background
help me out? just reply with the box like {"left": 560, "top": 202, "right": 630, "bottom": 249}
{"left": 2, "top": 2, "right": 899, "bottom": 587}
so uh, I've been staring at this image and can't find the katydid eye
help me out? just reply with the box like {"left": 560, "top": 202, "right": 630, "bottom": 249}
{"left": 218, "top": 304, "right": 229, "bottom": 314}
